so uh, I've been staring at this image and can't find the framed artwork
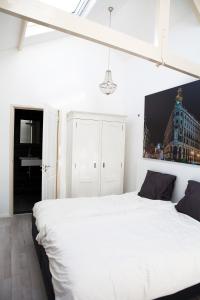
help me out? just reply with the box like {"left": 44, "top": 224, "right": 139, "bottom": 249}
{"left": 144, "top": 80, "right": 200, "bottom": 165}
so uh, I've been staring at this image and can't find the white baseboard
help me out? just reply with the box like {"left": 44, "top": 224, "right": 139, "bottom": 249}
{"left": 0, "top": 213, "right": 11, "bottom": 218}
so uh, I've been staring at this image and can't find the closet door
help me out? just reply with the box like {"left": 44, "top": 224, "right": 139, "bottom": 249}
{"left": 71, "top": 119, "right": 101, "bottom": 197}
{"left": 100, "top": 121, "right": 125, "bottom": 196}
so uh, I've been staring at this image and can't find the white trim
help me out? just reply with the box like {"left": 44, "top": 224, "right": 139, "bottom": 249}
{"left": 17, "top": 20, "right": 27, "bottom": 50}
{"left": 155, "top": 0, "right": 170, "bottom": 62}
{"left": 164, "top": 51, "right": 200, "bottom": 78}
{"left": 193, "top": 0, "right": 200, "bottom": 20}
{"left": 67, "top": 111, "right": 127, "bottom": 123}
{"left": 0, "top": 213, "right": 11, "bottom": 218}
{"left": 9, "top": 105, "right": 14, "bottom": 217}
{"left": 0, "top": 0, "right": 199, "bottom": 78}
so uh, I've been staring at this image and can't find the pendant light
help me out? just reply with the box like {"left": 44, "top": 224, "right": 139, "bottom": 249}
{"left": 99, "top": 7, "right": 117, "bottom": 95}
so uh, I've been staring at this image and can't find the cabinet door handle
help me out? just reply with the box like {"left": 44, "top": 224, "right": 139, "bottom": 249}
{"left": 102, "top": 162, "right": 105, "bottom": 168}
{"left": 94, "top": 162, "right": 96, "bottom": 168}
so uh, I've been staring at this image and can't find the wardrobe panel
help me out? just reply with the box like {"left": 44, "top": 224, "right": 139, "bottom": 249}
{"left": 71, "top": 119, "right": 101, "bottom": 197}
{"left": 100, "top": 121, "right": 125, "bottom": 196}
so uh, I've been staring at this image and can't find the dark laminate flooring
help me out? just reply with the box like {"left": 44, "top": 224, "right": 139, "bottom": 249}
{"left": 0, "top": 214, "right": 47, "bottom": 300}
{"left": 0, "top": 214, "right": 200, "bottom": 300}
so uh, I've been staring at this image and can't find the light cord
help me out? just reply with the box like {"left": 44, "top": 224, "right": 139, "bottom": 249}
{"left": 107, "top": 7, "right": 113, "bottom": 70}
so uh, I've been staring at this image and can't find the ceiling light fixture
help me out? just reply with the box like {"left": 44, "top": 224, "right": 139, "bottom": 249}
{"left": 99, "top": 7, "right": 117, "bottom": 95}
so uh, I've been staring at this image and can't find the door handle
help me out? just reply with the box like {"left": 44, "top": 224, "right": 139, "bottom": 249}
{"left": 43, "top": 165, "right": 51, "bottom": 172}
{"left": 102, "top": 162, "right": 105, "bottom": 168}
{"left": 94, "top": 162, "right": 97, "bottom": 168}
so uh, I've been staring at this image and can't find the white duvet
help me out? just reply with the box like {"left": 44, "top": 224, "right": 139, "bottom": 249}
{"left": 33, "top": 192, "right": 145, "bottom": 242}
{"left": 33, "top": 193, "right": 200, "bottom": 300}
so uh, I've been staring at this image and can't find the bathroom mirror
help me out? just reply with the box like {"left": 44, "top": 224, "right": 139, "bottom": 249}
{"left": 20, "top": 119, "right": 40, "bottom": 144}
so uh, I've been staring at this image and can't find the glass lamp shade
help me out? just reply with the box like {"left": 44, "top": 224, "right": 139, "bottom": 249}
{"left": 99, "top": 70, "right": 117, "bottom": 95}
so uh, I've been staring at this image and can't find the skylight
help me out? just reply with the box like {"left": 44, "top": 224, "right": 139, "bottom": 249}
{"left": 25, "top": 0, "right": 94, "bottom": 38}
{"left": 39, "top": 0, "right": 88, "bottom": 14}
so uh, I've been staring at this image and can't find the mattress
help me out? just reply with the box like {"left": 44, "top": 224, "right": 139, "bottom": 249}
{"left": 32, "top": 216, "right": 200, "bottom": 300}
{"left": 33, "top": 193, "right": 200, "bottom": 300}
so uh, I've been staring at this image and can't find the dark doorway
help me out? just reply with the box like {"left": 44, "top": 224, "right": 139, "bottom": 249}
{"left": 14, "top": 109, "right": 43, "bottom": 214}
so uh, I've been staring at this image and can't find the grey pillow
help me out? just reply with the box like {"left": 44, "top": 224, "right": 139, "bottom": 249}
{"left": 138, "top": 170, "right": 176, "bottom": 200}
{"left": 175, "top": 180, "right": 200, "bottom": 221}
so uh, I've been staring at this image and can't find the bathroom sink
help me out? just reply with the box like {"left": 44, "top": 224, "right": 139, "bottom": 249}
{"left": 19, "top": 157, "right": 42, "bottom": 167}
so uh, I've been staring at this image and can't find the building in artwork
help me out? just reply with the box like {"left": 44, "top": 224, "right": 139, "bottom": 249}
{"left": 163, "top": 88, "right": 200, "bottom": 164}
{"left": 143, "top": 121, "right": 150, "bottom": 157}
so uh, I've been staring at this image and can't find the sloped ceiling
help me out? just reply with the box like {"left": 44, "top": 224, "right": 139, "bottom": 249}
{"left": 0, "top": 0, "right": 199, "bottom": 65}
{"left": 169, "top": 0, "right": 200, "bottom": 63}
{"left": 87, "top": 0, "right": 157, "bottom": 43}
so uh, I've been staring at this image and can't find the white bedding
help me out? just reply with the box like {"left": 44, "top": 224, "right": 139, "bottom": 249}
{"left": 33, "top": 192, "right": 142, "bottom": 242}
{"left": 33, "top": 193, "right": 200, "bottom": 300}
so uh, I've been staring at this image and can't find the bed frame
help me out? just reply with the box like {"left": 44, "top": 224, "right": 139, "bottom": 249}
{"left": 32, "top": 215, "right": 200, "bottom": 300}
{"left": 32, "top": 216, "right": 55, "bottom": 300}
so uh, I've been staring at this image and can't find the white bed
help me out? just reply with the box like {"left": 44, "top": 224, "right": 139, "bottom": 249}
{"left": 33, "top": 192, "right": 200, "bottom": 300}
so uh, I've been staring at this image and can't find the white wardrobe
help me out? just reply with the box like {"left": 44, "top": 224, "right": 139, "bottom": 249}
{"left": 66, "top": 111, "right": 126, "bottom": 197}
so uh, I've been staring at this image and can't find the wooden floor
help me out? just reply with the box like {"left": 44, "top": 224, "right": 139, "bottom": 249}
{"left": 0, "top": 214, "right": 47, "bottom": 300}
{"left": 0, "top": 214, "right": 200, "bottom": 300}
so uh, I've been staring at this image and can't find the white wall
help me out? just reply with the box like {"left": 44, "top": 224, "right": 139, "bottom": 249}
{"left": 0, "top": 34, "right": 194, "bottom": 215}
{"left": 0, "top": 35, "right": 134, "bottom": 216}
{"left": 0, "top": 31, "right": 197, "bottom": 216}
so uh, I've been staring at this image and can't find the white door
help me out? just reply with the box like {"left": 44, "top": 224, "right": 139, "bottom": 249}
{"left": 100, "top": 121, "right": 125, "bottom": 196}
{"left": 42, "top": 106, "right": 58, "bottom": 200}
{"left": 72, "top": 119, "right": 101, "bottom": 197}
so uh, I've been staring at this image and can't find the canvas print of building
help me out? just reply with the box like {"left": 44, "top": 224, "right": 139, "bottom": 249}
{"left": 144, "top": 80, "right": 200, "bottom": 165}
